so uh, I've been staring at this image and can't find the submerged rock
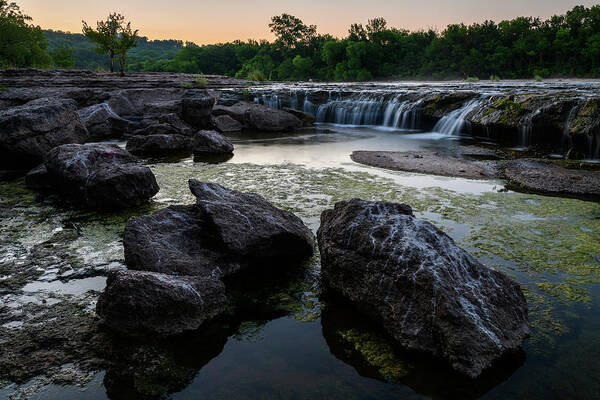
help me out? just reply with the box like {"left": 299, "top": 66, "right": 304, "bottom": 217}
{"left": 26, "top": 143, "right": 159, "bottom": 209}
{"left": 96, "top": 270, "right": 226, "bottom": 336}
{"left": 283, "top": 108, "right": 316, "bottom": 127}
{"left": 193, "top": 130, "right": 234, "bottom": 154}
{"left": 124, "top": 180, "right": 314, "bottom": 277}
{"left": 317, "top": 199, "right": 529, "bottom": 378}
{"left": 213, "top": 101, "right": 303, "bottom": 132}
{"left": 0, "top": 98, "right": 88, "bottom": 168}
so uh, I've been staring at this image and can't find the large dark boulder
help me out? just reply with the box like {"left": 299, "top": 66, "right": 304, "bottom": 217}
{"left": 193, "top": 130, "right": 234, "bottom": 155}
{"left": 317, "top": 199, "right": 529, "bottom": 378}
{"left": 213, "top": 101, "right": 303, "bottom": 132}
{"left": 96, "top": 270, "right": 226, "bottom": 336}
{"left": 211, "top": 114, "right": 243, "bottom": 133}
{"left": 78, "top": 103, "right": 132, "bottom": 139}
{"left": 126, "top": 134, "right": 193, "bottom": 156}
{"left": 0, "top": 98, "right": 88, "bottom": 168}
{"left": 26, "top": 143, "right": 159, "bottom": 209}
{"left": 181, "top": 90, "right": 216, "bottom": 127}
{"left": 108, "top": 88, "right": 184, "bottom": 118}
{"left": 124, "top": 180, "right": 314, "bottom": 278}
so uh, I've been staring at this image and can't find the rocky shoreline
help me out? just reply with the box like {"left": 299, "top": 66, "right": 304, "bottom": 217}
{"left": 351, "top": 150, "right": 600, "bottom": 201}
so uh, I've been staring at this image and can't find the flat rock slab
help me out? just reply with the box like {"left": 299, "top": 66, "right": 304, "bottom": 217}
{"left": 317, "top": 199, "right": 529, "bottom": 378}
{"left": 351, "top": 150, "right": 600, "bottom": 200}
{"left": 502, "top": 159, "right": 600, "bottom": 199}
{"left": 351, "top": 150, "right": 498, "bottom": 179}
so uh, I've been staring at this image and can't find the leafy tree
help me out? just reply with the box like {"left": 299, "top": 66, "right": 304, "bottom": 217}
{"left": 82, "top": 13, "right": 138, "bottom": 74}
{"left": 50, "top": 44, "right": 74, "bottom": 68}
{"left": 269, "top": 14, "right": 316, "bottom": 49}
{"left": 0, "top": 0, "right": 51, "bottom": 68}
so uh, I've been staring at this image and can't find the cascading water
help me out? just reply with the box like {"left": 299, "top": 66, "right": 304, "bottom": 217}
{"left": 314, "top": 93, "right": 422, "bottom": 129}
{"left": 433, "top": 98, "right": 482, "bottom": 135}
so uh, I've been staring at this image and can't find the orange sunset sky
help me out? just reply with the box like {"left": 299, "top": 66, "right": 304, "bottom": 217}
{"left": 18, "top": 0, "right": 600, "bottom": 44}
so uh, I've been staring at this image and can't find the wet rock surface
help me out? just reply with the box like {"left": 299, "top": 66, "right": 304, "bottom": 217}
{"left": 78, "top": 103, "right": 132, "bottom": 139}
{"left": 501, "top": 159, "right": 600, "bottom": 199}
{"left": 124, "top": 180, "right": 314, "bottom": 278}
{"left": 126, "top": 134, "right": 193, "bottom": 156}
{"left": 193, "top": 130, "right": 234, "bottom": 154}
{"left": 213, "top": 101, "right": 303, "bottom": 132}
{"left": 0, "top": 98, "right": 89, "bottom": 168}
{"left": 26, "top": 143, "right": 159, "bottom": 209}
{"left": 96, "top": 270, "right": 227, "bottom": 336}
{"left": 211, "top": 114, "right": 243, "bottom": 132}
{"left": 181, "top": 89, "right": 216, "bottom": 127}
{"left": 317, "top": 199, "right": 530, "bottom": 378}
{"left": 351, "top": 150, "right": 498, "bottom": 179}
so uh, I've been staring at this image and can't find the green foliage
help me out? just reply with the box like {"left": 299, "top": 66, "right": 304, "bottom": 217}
{"left": 50, "top": 44, "right": 74, "bottom": 68}
{"left": 0, "top": 0, "right": 52, "bottom": 68}
{"left": 196, "top": 74, "right": 207, "bottom": 88}
{"left": 11, "top": 5, "right": 600, "bottom": 80}
{"left": 535, "top": 75, "right": 543, "bottom": 82}
{"left": 179, "top": 82, "right": 193, "bottom": 89}
{"left": 242, "top": 89, "right": 252, "bottom": 101}
{"left": 490, "top": 74, "right": 501, "bottom": 81}
{"left": 247, "top": 69, "right": 265, "bottom": 82}
{"left": 465, "top": 76, "right": 480, "bottom": 82}
{"left": 82, "top": 13, "right": 138, "bottom": 75}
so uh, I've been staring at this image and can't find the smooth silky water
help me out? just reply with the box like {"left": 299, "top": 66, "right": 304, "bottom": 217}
{"left": 0, "top": 124, "right": 599, "bottom": 399}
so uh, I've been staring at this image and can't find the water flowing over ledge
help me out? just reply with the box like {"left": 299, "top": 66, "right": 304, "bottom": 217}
{"left": 237, "top": 81, "right": 600, "bottom": 159}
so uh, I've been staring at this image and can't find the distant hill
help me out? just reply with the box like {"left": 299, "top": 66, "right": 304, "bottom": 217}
{"left": 44, "top": 30, "right": 185, "bottom": 71}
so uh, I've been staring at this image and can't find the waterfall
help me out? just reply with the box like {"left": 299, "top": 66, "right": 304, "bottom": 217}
{"left": 433, "top": 98, "right": 482, "bottom": 135}
{"left": 519, "top": 109, "right": 541, "bottom": 147}
{"left": 562, "top": 103, "right": 580, "bottom": 152}
{"left": 314, "top": 94, "right": 421, "bottom": 129}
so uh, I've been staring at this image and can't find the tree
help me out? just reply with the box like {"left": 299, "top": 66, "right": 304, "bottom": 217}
{"left": 269, "top": 14, "right": 316, "bottom": 49}
{"left": 82, "top": 13, "right": 138, "bottom": 74}
{"left": 114, "top": 21, "right": 139, "bottom": 76}
{"left": 0, "top": 0, "right": 52, "bottom": 68}
{"left": 50, "top": 44, "right": 74, "bottom": 68}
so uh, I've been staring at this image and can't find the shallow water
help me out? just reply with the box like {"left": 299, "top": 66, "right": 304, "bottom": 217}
{"left": 1, "top": 125, "right": 599, "bottom": 399}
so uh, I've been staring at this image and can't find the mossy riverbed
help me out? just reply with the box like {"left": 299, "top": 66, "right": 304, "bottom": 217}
{"left": 1, "top": 153, "right": 599, "bottom": 399}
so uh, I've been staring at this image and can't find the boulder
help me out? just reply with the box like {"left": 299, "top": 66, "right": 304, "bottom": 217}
{"left": 317, "top": 199, "right": 529, "bottom": 378}
{"left": 108, "top": 88, "right": 185, "bottom": 118}
{"left": 181, "top": 90, "right": 216, "bottom": 127}
{"left": 126, "top": 134, "right": 193, "bottom": 156}
{"left": 283, "top": 108, "right": 316, "bottom": 127}
{"left": 211, "top": 114, "right": 243, "bottom": 133}
{"left": 78, "top": 103, "right": 132, "bottom": 139}
{"left": 0, "top": 98, "right": 88, "bottom": 168}
{"left": 96, "top": 270, "right": 226, "bottom": 336}
{"left": 213, "top": 101, "right": 303, "bottom": 132}
{"left": 124, "top": 180, "right": 314, "bottom": 277}
{"left": 193, "top": 130, "right": 234, "bottom": 155}
{"left": 27, "top": 143, "right": 159, "bottom": 209}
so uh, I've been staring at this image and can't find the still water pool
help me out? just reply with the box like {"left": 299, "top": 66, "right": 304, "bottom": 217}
{"left": 1, "top": 126, "right": 599, "bottom": 399}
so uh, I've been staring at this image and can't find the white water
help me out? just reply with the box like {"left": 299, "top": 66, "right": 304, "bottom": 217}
{"left": 432, "top": 98, "right": 483, "bottom": 136}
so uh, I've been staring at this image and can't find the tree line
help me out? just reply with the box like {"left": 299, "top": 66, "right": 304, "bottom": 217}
{"left": 2, "top": 1, "right": 600, "bottom": 80}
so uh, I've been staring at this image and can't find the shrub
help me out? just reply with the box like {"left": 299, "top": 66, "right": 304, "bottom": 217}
{"left": 196, "top": 74, "right": 208, "bottom": 88}
{"left": 489, "top": 74, "right": 501, "bottom": 82}
{"left": 242, "top": 89, "right": 253, "bottom": 101}
{"left": 247, "top": 69, "right": 265, "bottom": 82}
{"left": 465, "top": 76, "right": 480, "bottom": 82}
{"left": 534, "top": 75, "right": 543, "bottom": 82}
{"left": 179, "top": 82, "right": 193, "bottom": 89}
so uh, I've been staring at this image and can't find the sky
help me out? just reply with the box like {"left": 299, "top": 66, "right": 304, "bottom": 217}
{"left": 18, "top": 0, "right": 600, "bottom": 44}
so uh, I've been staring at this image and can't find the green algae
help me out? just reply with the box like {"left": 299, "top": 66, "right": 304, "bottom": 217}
{"left": 336, "top": 328, "right": 410, "bottom": 382}
{"left": 149, "top": 160, "right": 600, "bottom": 345}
